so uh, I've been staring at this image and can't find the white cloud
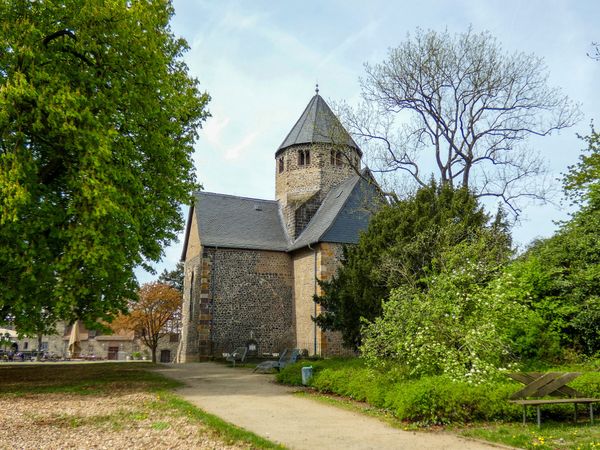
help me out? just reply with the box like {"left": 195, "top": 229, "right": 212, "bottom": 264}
{"left": 224, "top": 131, "right": 259, "bottom": 161}
{"left": 202, "top": 115, "right": 230, "bottom": 146}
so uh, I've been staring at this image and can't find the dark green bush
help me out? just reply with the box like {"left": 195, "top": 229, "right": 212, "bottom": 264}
{"left": 277, "top": 358, "right": 600, "bottom": 425}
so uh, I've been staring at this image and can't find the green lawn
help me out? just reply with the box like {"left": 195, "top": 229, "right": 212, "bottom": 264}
{"left": 460, "top": 421, "right": 600, "bottom": 449}
{"left": 0, "top": 362, "right": 283, "bottom": 449}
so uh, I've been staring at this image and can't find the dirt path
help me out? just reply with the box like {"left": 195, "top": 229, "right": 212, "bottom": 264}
{"left": 156, "top": 363, "right": 504, "bottom": 450}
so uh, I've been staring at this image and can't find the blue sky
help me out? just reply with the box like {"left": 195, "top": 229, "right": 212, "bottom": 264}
{"left": 136, "top": 0, "right": 600, "bottom": 283}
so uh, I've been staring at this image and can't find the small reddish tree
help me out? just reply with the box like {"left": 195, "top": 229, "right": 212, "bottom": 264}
{"left": 112, "top": 282, "right": 181, "bottom": 363}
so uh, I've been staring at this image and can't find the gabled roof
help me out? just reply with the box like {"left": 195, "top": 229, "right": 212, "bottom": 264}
{"left": 288, "top": 169, "right": 380, "bottom": 251}
{"left": 188, "top": 193, "right": 290, "bottom": 252}
{"left": 180, "top": 172, "right": 381, "bottom": 257}
{"left": 276, "top": 94, "right": 361, "bottom": 156}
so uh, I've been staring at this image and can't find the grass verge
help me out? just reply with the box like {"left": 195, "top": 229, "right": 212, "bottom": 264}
{"left": 276, "top": 357, "right": 600, "bottom": 449}
{"left": 459, "top": 421, "right": 600, "bottom": 449}
{"left": 155, "top": 391, "right": 284, "bottom": 449}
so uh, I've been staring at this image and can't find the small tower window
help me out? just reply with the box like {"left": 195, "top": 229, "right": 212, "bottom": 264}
{"left": 278, "top": 157, "right": 284, "bottom": 173}
{"left": 331, "top": 150, "right": 343, "bottom": 166}
{"left": 298, "top": 150, "right": 310, "bottom": 166}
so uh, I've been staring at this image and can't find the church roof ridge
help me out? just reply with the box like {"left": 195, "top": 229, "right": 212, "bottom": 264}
{"left": 276, "top": 92, "right": 361, "bottom": 156}
{"left": 195, "top": 191, "right": 277, "bottom": 204}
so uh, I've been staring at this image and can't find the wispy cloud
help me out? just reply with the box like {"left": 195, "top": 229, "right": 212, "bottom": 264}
{"left": 224, "top": 131, "right": 259, "bottom": 161}
{"left": 316, "top": 20, "right": 380, "bottom": 71}
{"left": 202, "top": 115, "right": 230, "bottom": 146}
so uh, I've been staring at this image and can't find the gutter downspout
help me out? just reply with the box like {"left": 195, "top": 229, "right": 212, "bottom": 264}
{"left": 307, "top": 243, "right": 317, "bottom": 356}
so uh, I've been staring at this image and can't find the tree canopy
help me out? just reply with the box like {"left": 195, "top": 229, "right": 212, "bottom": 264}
{"left": 314, "top": 182, "right": 511, "bottom": 349}
{"left": 361, "top": 233, "right": 532, "bottom": 382}
{"left": 512, "top": 127, "right": 600, "bottom": 356}
{"left": 158, "top": 262, "right": 184, "bottom": 293}
{"left": 111, "top": 282, "right": 182, "bottom": 363}
{"left": 342, "top": 27, "right": 580, "bottom": 215}
{"left": 0, "top": 1, "right": 209, "bottom": 333}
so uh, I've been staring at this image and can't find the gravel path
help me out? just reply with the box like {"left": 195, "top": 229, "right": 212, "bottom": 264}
{"left": 156, "top": 362, "right": 505, "bottom": 450}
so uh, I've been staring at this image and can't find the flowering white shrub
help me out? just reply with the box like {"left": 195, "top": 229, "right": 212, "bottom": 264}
{"left": 360, "top": 238, "right": 530, "bottom": 384}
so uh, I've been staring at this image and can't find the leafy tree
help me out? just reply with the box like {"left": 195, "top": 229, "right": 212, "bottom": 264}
{"left": 512, "top": 127, "right": 600, "bottom": 356}
{"left": 158, "top": 262, "right": 185, "bottom": 292}
{"left": 157, "top": 262, "right": 184, "bottom": 335}
{"left": 0, "top": 332, "right": 12, "bottom": 353}
{"left": 564, "top": 126, "right": 600, "bottom": 209}
{"left": 341, "top": 27, "right": 580, "bottom": 215}
{"left": 314, "top": 182, "right": 511, "bottom": 349}
{"left": 111, "top": 282, "right": 181, "bottom": 363}
{"left": 493, "top": 128, "right": 600, "bottom": 358}
{"left": 0, "top": 1, "right": 209, "bottom": 333}
{"left": 361, "top": 232, "right": 531, "bottom": 382}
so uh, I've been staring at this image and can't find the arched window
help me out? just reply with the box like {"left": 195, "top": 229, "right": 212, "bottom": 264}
{"left": 331, "top": 150, "right": 343, "bottom": 166}
{"left": 298, "top": 150, "right": 311, "bottom": 166}
{"left": 278, "top": 157, "right": 284, "bottom": 173}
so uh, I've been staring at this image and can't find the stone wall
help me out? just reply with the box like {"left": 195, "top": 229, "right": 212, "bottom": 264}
{"left": 275, "top": 143, "right": 361, "bottom": 238}
{"left": 186, "top": 247, "right": 294, "bottom": 359}
{"left": 179, "top": 207, "right": 203, "bottom": 362}
{"left": 292, "top": 247, "right": 321, "bottom": 354}
{"left": 317, "top": 243, "right": 355, "bottom": 356}
{"left": 291, "top": 243, "right": 354, "bottom": 356}
{"left": 293, "top": 192, "right": 322, "bottom": 237}
{"left": 179, "top": 252, "right": 203, "bottom": 362}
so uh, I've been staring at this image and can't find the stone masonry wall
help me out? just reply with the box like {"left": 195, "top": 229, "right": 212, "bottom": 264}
{"left": 294, "top": 192, "right": 322, "bottom": 238}
{"left": 292, "top": 243, "right": 354, "bottom": 356}
{"left": 200, "top": 247, "right": 294, "bottom": 357}
{"left": 292, "top": 247, "right": 322, "bottom": 354}
{"left": 276, "top": 143, "right": 361, "bottom": 238}
{"left": 179, "top": 206, "right": 203, "bottom": 362}
{"left": 317, "top": 242, "right": 355, "bottom": 356}
{"left": 179, "top": 255, "right": 201, "bottom": 361}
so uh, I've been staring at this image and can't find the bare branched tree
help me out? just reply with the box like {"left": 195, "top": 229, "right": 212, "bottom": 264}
{"left": 340, "top": 27, "right": 581, "bottom": 215}
{"left": 588, "top": 42, "right": 600, "bottom": 61}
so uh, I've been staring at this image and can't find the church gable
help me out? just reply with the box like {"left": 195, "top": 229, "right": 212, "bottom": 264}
{"left": 181, "top": 206, "right": 202, "bottom": 262}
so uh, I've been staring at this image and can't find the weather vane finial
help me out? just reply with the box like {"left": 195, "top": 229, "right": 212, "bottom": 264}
{"left": 315, "top": 82, "right": 319, "bottom": 95}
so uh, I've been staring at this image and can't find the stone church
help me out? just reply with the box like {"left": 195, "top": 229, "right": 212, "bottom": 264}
{"left": 178, "top": 90, "right": 380, "bottom": 362}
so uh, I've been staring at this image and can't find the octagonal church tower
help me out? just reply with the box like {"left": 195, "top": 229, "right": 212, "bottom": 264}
{"left": 275, "top": 89, "right": 362, "bottom": 239}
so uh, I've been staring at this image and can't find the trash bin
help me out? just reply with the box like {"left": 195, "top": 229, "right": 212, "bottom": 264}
{"left": 301, "top": 366, "right": 313, "bottom": 385}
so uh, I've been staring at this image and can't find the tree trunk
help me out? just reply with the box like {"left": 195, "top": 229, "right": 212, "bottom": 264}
{"left": 151, "top": 346, "right": 157, "bottom": 363}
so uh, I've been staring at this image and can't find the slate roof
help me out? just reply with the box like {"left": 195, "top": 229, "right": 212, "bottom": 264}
{"left": 189, "top": 193, "right": 289, "bottom": 252}
{"left": 182, "top": 170, "right": 380, "bottom": 256}
{"left": 288, "top": 170, "right": 380, "bottom": 251}
{"left": 276, "top": 94, "right": 361, "bottom": 156}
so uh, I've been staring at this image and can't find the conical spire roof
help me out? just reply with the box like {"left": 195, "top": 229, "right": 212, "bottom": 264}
{"left": 276, "top": 93, "right": 361, "bottom": 156}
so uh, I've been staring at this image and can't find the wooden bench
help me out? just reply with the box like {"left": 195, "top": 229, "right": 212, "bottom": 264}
{"left": 508, "top": 372, "right": 600, "bottom": 427}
